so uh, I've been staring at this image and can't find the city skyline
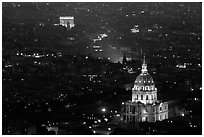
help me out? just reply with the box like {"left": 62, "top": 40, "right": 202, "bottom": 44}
{"left": 2, "top": 2, "right": 202, "bottom": 135}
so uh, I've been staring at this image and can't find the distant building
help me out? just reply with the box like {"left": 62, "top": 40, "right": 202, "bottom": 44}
{"left": 122, "top": 54, "right": 127, "bottom": 65}
{"left": 59, "top": 16, "right": 75, "bottom": 29}
{"left": 167, "top": 100, "right": 190, "bottom": 118}
{"left": 121, "top": 56, "right": 168, "bottom": 122}
{"left": 122, "top": 53, "right": 134, "bottom": 74}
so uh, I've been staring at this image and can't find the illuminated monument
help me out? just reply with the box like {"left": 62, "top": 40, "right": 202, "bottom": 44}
{"left": 59, "top": 16, "right": 75, "bottom": 29}
{"left": 121, "top": 56, "right": 168, "bottom": 122}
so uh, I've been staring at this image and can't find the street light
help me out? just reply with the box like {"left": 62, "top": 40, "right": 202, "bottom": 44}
{"left": 101, "top": 108, "right": 106, "bottom": 112}
{"left": 104, "top": 118, "right": 108, "bottom": 122}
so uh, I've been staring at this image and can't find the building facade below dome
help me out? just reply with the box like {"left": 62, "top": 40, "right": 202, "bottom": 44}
{"left": 121, "top": 56, "right": 168, "bottom": 123}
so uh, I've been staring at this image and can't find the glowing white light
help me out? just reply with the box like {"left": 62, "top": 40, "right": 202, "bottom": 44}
{"left": 140, "top": 10, "right": 144, "bottom": 14}
{"left": 93, "top": 45, "right": 100, "bottom": 48}
{"left": 104, "top": 118, "right": 108, "bottom": 121}
{"left": 60, "top": 16, "right": 74, "bottom": 19}
{"left": 101, "top": 108, "right": 106, "bottom": 112}
{"left": 181, "top": 113, "right": 184, "bottom": 117}
{"left": 148, "top": 29, "right": 152, "bottom": 32}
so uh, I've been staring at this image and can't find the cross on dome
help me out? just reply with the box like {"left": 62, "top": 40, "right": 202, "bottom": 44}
{"left": 143, "top": 54, "right": 146, "bottom": 64}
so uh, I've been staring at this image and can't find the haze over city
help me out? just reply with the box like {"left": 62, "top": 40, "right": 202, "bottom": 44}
{"left": 2, "top": 2, "right": 202, "bottom": 135}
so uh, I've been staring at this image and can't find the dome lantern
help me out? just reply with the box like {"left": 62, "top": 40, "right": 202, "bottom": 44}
{"left": 141, "top": 55, "right": 148, "bottom": 73}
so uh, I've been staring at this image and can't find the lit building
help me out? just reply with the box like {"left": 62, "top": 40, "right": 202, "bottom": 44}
{"left": 122, "top": 53, "right": 134, "bottom": 74}
{"left": 121, "top": 56, "right": 168, "bottom": 122}
{"left": 131, "top": 24, "right": 140, "bottom": 33}
{"left": 92, "top": 45, "right": 103, "bottom": 52}
{"left": 59, "top": 16, "right": 75, "bottom": 29}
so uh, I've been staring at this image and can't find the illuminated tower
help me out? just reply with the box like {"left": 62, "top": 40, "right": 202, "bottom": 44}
{"left": 59, "top": 16, "right": 75, "bottom": 29}
{"left": 121, "top": 56, "right": 168, "bottom": 122}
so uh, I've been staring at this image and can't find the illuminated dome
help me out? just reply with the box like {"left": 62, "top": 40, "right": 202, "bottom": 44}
{"left": 132, "top": 56, "right": 158, "bottom": 104}
{"left": 135, "top": 73, "right": 154, "bottom": 86}
{"left": 134, "top": 56, "right": 155, "bottom": 87}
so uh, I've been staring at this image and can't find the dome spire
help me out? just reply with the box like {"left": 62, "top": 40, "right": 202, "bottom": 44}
{"left": 143, "top": 54, "right": 146, "bottom": 65}
{"left": 122, "top": 53, "right": 127, "bottom": 65}
{"left": 141, "top": 54, "right": 148, "bottom": 73}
